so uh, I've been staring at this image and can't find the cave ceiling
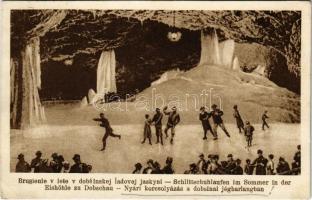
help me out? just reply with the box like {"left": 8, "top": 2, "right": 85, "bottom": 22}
{"left": 11, "top": 10, "right": 301, "bottom": 76}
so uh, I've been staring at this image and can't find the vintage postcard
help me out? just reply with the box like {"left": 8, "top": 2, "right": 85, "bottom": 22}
{"left": 0, "top": 1, "right": 311, "bottom": 199}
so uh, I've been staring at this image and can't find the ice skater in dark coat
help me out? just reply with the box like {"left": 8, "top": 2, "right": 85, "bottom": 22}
{"left": 199, "top": 107, "right": 217, "bottom": 140}
{"left": 94, "top": 113, "right": 121, "bottom": 151}
{"left": 233, "top": 105, "right": 244, "bottom": 133}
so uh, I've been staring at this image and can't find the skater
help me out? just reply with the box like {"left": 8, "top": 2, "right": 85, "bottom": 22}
{"left": 199, "top": 107, "right": 216, "bottom": 140}
{"left": 163, "top": 106, "right": 180, "bottom": 144}
{"left": 16, "top": 153, "right": 31, "bottom": 173}
{"left": 244, "top": 121, "right": 255, "bottom": 147}
{"left": 142, "top": 114, "right": 152, "bottom": 145}
{"left": 267, "top": 154, "right": 275, "bottom": 175}
{"left": 233, "top": 105, "right": 244, "bottom": 133}
{"left": 262, "top": 110, "right": 270, "bottom": 130}
{"left": 210, "top": 104, "right": 230, "bottom": 138}
{"left": 152, "top": 108, "right": 163, "bottom": 145}
{"left": 251, "top": 149, "right": 268, "bottom": 175}
{"left": 93, "top": 113, "right": 121, "bottom": 151}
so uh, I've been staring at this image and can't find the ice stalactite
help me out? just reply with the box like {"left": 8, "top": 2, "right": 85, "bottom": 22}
{"left": 96, "top": 50, "right": 117, "bottom": 97}
{"left": 11, "top": 37, "right": 46, "bottom": 129}
{"left": 232, "top": 56, "right": 240, "bottom": 70}
{"left": 199, "top": 28, "right": 220, "bottom": 66}
{"left": 219, "top": 40, "right": 235, "bottom": 69}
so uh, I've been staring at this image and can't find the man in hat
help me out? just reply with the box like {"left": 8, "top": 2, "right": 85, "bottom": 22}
{"left": 210, "top": 104, "right": 230, "bottom": 138}
{"left": 141, "top": 114, "right": 152, "bottom": 145}
{"left": 143, "top": 159, "right": 154, "bottom": 174}
{"left": 199, "top": 106, "right": 216, "bottom": 140}
{"left": 197, "top": 153, "right": 207, "bottom": 174}
{"left": 233, "top": 105, "right": 244, "bottom": 133}
{"left": 162, "top": 157, "right": 174, "bottom": 174}
{"left": 152, "top": 108, "right": 164, "bottom": 145}
{"left": 132, "top": 163, "right": 143, "bottom": 174}
{"left": 261, "top": 110, "right": 270, "bottom": 130}
{"left": 292, "top": 145, "right": 301, "bottom": 174}
{"left": 184, "top": 163, "right": 198, "bottom": 174}
{"left": 231, "top": 159, "right": 243, "bottom": 175}
{"left": 30, "top": 151, "right": 43, "bottom": 173}
{"left": 244, "top": 121, "right": 255, "bottom": 147}
{"left": 49, "top": 153, "right": 62, "bottom": 173}
{"left": 163, "top": 106, "right": 180, "bottom": 144}
{"left": 224, "top": 154, "right": 236, "bottom": 174}
{"left": 69, "top": 154, "right": 83, "bottom": 173}
{"left": 276, "top": 157, "right": 291, "bottom": 175}
{"left": 251, "top": 149, "right": 268, "bottom": 175}
{"left": 16, "top": 154, "right": 31, "bottom": 173}
{"left": 94, "top": 113, "right": 121, "bottom": 151}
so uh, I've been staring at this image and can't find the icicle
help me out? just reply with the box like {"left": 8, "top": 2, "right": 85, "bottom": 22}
{"left": 199, "top": 28, "right": 221, "bottom": 66}
{"left": 96, "top": 50, "right": 117, "bottom": 96}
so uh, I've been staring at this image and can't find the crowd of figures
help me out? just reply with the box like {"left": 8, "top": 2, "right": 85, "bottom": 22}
{"left": 132, "top": 145, "right": 301, "bottom": 175}
{"left": 132, "top": 157, "right": 175, "bottom": 174}
{"left": 15, "top": 151, "right": 92, "bottom": 173}
{"left": 93, "top": 103, "right": 270, "bottom": 151}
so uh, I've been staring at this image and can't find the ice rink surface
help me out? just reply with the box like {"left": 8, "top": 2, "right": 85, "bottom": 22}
{"left": 11, "top": 123, "right": 299, "bottom": 173}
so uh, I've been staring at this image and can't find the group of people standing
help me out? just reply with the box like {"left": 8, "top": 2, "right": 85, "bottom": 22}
{"left": 15, "top": 151, "right": 92, "bottom": 173}
{"left": 184, "top": 145, "right": 300, "bottom": 175}
{"left": 142, "top": 106, "right": 180, "bottom": 145}
{"left": 93, "top": 104, "right": 271, "bottom": 151}
{"left": 199, "top": 104, "right": 270, "bottom": 147}
{"left": 132, "top": 157, "right": 174, "bottom": 174}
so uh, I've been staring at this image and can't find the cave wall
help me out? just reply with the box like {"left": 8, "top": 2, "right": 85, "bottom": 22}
{"left": 235, "top": 43, "right": 300, "bottom": 93}
{"left": 39, "top": 20, "right": 201, "bottom": 100}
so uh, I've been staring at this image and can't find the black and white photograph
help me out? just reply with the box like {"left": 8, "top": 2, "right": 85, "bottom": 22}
{"left": 9, "top": 9, "right": 304, "bottom": 175}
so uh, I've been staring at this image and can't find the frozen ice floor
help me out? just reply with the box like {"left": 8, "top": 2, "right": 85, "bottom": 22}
{"left": 11, "top": 123, "right": 299, "bottom": 173}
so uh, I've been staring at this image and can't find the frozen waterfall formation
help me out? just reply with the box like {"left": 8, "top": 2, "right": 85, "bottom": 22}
{"left": 82, "top": 50, "right": 117, "bottom": 105}
{"left": 199, "top": 28, "right": 239, "bottom": 70}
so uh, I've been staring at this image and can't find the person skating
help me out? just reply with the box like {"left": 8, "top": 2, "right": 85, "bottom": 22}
{"left": 244, "top": 121, "right": 255, "bottom": 147}
{"left": 251, "top": 149, "right": 268, "bottom": 175}
{"left": 233, "top": 105, "right": 244, "bottom": 133}
{"left": 93, "top": 113, "right": 121, "bottom": 151}
{"left": 142, "top": 114, "right": 152, "bottom": 145}
{"left": 152, "top": 108, "right": 163, "bottom": 145}
{"left": 210, "top": 104, "right": 230, "bottom": 138}
{"left": 262, "top": 110, "right": 270, "bottom": 130}
{"left": 16, "top": 153, "right": 31, "bottom": 173}
{"left": 199, "top": 107, "right": 216, "bottom": 140}
{"left": 163, "top": 106, "right": 180, "bottom": 144}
